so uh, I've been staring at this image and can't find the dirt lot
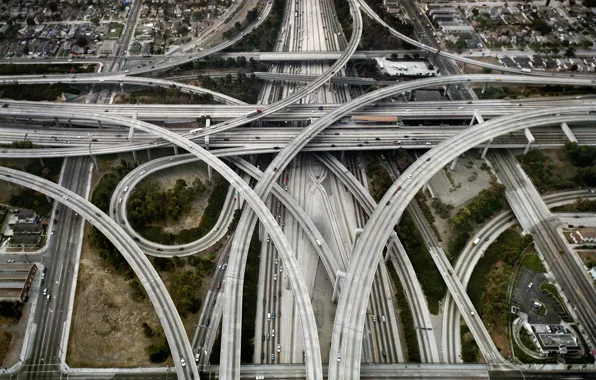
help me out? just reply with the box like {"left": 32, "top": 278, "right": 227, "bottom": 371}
{"left": 67, "top": 155, "right": 218, "bottom": 368}
{"left": 578, "top": 250, "right": 596, "bottom": 268}
{"left": 457, "top": 57, "right": 501, "bottom": 74}
{"left": 67, "top": 229, "right": 166, "bottom": 368}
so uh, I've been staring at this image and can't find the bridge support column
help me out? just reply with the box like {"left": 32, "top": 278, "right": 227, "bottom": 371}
{"left": 132, "top": 150, "right": 138, "bottom": 161}
{"left": 46, "top": 194, "right": 52, "bottom": 203}
{"left": 463, "top": 62, "right": 466, "bottom": 71}
{"left": 450, "top": 156, "right": 459, "bottom": 171}
{"left": 127, "top": 112, "right": 138, "bottom": 141}
{"left": 470, "top": 109, "right": 485, "bottom": 127}
{"left": 259, "top": 222, "right": 265, "bottom": 245}
{"left": 561, "top": 122, "right": 578, "bottom": 143}
{"left": 481, "top": 83, "right": 487, "bottom": 94}
{"left": 205, "top": 135, "right": 212, "bottom": 183}
{"left": 147, "top": 149, "right": 151, "bottom": 161}
{"left": 90, "top": 154, "right": 98, "bottom": 170}
{"left": 481, "top": 139, "right": 493, "bottom": 159}
{"left": 39, "top": 158, "right": 45, "bottom": 167}
{"left": 331, "top": 271, "right": 346, "bottom": 303}
{"left": 68, "top": 118, "right": 73, "bottom": 128}
{"left": 173, "top": 145, "right": 178, "bottom": 155}
{"left": 523, "top": 128, "right": 535, "bottom": 155}
{"left": 54, "top": 117, "right": 60, "bottom": 128}
{"left": 97, "top": 120, "right": 103, "bottom": 129}
{"left": 12, "top": 116, "right": 18, "bottom": 125}
{"left": 340, "top": 150, "right": 345, "bottom": 162}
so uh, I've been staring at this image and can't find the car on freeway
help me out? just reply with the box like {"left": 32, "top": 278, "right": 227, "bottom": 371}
{"left": 277, "top": 344, "right": 281, "bottom": 352}
{"left": 337, "top": 354, "right": 341, "bottom": 361}
{"left": 180, "top": 357, "right": 186, "bottom": 367}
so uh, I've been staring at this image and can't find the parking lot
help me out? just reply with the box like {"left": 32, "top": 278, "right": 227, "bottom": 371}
{"left": 512, "top": 268, "right": 568, "bottom": 325}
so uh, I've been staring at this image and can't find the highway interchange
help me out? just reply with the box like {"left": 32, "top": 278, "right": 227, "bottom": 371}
{"left": 0, "top": 0, "right": 596, "bottom": 378}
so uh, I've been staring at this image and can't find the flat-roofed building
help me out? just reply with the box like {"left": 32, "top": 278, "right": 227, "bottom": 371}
{"left": 0, "top": 263, "right": 37, "bottom": 303}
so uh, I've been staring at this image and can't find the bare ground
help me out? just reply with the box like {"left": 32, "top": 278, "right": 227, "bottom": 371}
{"left": 67, "top": 155, "right": 218, "bottom": 367}
{"left": 456, "top": 57, "right": 501, "bottom": 74}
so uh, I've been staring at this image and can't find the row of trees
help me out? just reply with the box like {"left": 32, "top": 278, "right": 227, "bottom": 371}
{"left": 0, "top": 64, "right": 95, "bottom": 75}
{"left": 197, "top": 73, "right": 260, "bottom": 103}
{"left": 565, "top": 142, "right": 596, "bottom": 186}
{"left": 0, "top": 83, "right": 78, "bottom": 101}
{"left": 187, "top": 56, "right": 267, "bottom": 72}
{"left": 224, "top": 0, "right": 286, "bottom": 52}
{"left": 128, "top": 177, "right": 207, "bottom": 226}
{"left": 121, "top": 86, "right": 217, "bottom": 105}
{"left": 448, "top": 184, "right": 506, "bottom": 261}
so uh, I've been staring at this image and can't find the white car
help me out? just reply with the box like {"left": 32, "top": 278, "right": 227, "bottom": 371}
{"left": 180, "top": 357, "right": 186, "bottom": 367}
{"left": 337, "top": 354, "right": 341, "bottom": 361}
{"left": 277, "top": 344, "right": 281, "bottom": 352}
{"left": 62, "top": 195, "right": 68, "bottom": 200}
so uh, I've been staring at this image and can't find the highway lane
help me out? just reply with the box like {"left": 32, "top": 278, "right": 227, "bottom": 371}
{"left": 317, "top": 152, "right": 439, "bottom": 363}
{"left": 328, "top": 108, "right": 596, "bottom": 379}
{"left": 5, "top": 123, "right": 596, "bottom": 149}
{"left": 443, "top": 190, "right": 596, "bottom": 363}
{"left": 218, "top": 0, "right": 362, "bottom": 377}
{"left": 0, "top": 166, "right": 198, "bottom": 380}
{"left": 491, "top": 150, "right": 596, "bottom": 348}
{"left": 0, "top": 109, "right": 325, "bottom": 379}
{"left": 20, "top": 158, "right": 89, "bottom": 380}
{"left": 109, "top": 155, "right": 243, "bottom": 256}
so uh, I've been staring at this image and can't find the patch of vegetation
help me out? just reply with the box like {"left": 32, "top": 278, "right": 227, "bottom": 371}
{"left": 241, "top": 228, "right": 261, "bottom": 363}
{"left": 9, "top": 190, "right": 53, "bottom": 216}
{"left": 116, "top": 86, "right": 218, "bottom": 105}
{"left": 0, "top": 141, "right": 39, "bottom": 149}
{"left": 468, "top": 229, "right": 532, "bottom": 326}
{"left": 186, "top": 56, "right": 268, "bottom": 72}
{"left": 517, "top": 149, "right": 576, "bottom": 192}
{"left": 361, "top": 0, "right": 416, "bottom": 48}
{"left": 476, "top": 85, "right": 596, "bottom": 100}
{"left": 133, "top": 175, "right": 229, "bottom": 245}
{"left": 197, "top": 73, "right": 261, "bottom": 103}
{"left": 448, "top": 184, "right": 506, "bottom": 262}
{"left": 0, "top": 83, "right": 80, "bottom": 101}
{"left": 521, "top": 254, "right": 546, "bottom": 273}
{"left": 24, "top": 157, "right": 63, "bottom": 182}
{"left": 224, "top": 0, "right": 286, "bottom": 52}
{"left": 0, "top": 64, "right": 96, "bottom": 75}
{"left": 415, "top": 191, "right": 442, "bottom": 242}
{"left": 364, "top": 153, "right": 392, "bottom": 202}
{"left": 553, "top": 197, "right": 596, "bottom": 213}
{"left": 387, "top": 263, "right": 420, "bottom": 362}
{"left": 128, "top": 177, "right": 207, "bottom": 225}
{"left": 0, "top": 301, "right": 23, "bottom": 318}
{"left": 397, "top": 213, "right": 446, "bottom": 314}
{"left": 461, "top": 324, "right": 480, "bottom": 363}
{"left": 147, "top": 337, "right": 170, "bottom": 363}
{"left": 91, "top": 160, "right": 138, "bottom": 213}
{"left": 430, "top": 197, "right": 454, "bottom": 219}
{"left": 520, "top": 327, "right": 537, "bottom": 351}
{"left": 565, "top": 142, "right": 596, "bottom": 187}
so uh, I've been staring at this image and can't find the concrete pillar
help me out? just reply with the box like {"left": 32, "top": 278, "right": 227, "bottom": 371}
{"left": 470, "top": 109, "right": 485, "bottom": 127}
{"left": 332, "top": 271, "right": 346, "bottom": 303}
{"left": 523, "top": 128, "right": 535, "bottom": 155}
{"left": 68, "top": 118, "right": 73, "bottom": 128}
{"left": 450, "top": 156, "right": 458, "bottom": 171}
{"left": 463, "top": 62, "right": 466, "bottom": 71}
{"left": 97, "top": 120, "right": 103, "bottom": 129}
{"left": 54, "top": 117, "right": 60, "bottom": 128}
{"left": 259, "top": 222, "right": 265, "bottom": 243}
{"left": 208, "top": 165, "right": 213, "bottom": 183}
{"left": 340, "top": 150, "right": 345, "bottom": 162}
{"left": 39, "top": 158, "right": 45, "bottom": 167}
{"left": 173, "top": 145, "right": 178, "bottom": 155}
{"left": 521, "top": 84, "right": 526, "bottom": 93}
{"left": 12, "top": 116, "right": 18, "bottom": 124}
{"left": 46, "top": 194, "right": 52, "bottom": 203}
{"left": 481, "top": 139, "right": 493, "bottom": 159}
{"left": 128, "top": 126, "right": 135, "bottom": 141}
{"left": 481, "top": 83, "right": 487, "bottom": 94}
{"left": 90, "top": 154, "right": 98, "bottom": 170}
{"left": 120, "top": 83, "right": 124, "bottom": 93}
{"left": 132, "top": 150, "right": 138, "bottom": 161}
{"left": 147, "top": 149, "right": 151, "bottom": 161}
{"left": 561, "top": 122, "right": 578, "bottom": 143}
